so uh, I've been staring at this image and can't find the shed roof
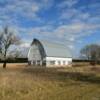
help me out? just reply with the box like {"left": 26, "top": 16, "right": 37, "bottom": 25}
{"left": 32, "top": 39, "right": 72, "bottom": 58}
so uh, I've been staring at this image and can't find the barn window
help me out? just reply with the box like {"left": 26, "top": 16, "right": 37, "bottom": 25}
{"left": 32, "top": 61, "right": 35, "bottom": 65}
{"left": 37, "top": 60, "right": 40, "bottom": 65}
{"left": 63, "top": 61, "right": 66, "bottom": 65}
{"left": 68, "top": 61, "right": 72, "bottom": 65}
{"left": 50, "top": 61, "right": 55, "bottom": 65}
{"left": 58, "top": 61, "right": 61, "bottom": 65}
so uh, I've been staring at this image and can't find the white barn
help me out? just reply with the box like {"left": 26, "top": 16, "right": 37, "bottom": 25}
{"left": 28, "top": 39, "right": 72, "bottom": 67}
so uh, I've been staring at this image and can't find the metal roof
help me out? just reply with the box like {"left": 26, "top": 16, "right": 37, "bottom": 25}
{"left": 32, "top": 39, "right": 72, "bottom": 58}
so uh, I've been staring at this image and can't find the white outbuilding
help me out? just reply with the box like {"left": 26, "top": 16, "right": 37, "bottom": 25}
{"left": 28, "top": 39, "right": 72, "bottom": 67}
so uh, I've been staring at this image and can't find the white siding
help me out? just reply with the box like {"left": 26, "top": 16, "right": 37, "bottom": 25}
{"left": 28, "top": 44, "right": 42, "bottom": 61}
{"left": 46, "top": 57, "right": 72, "bottom": 67}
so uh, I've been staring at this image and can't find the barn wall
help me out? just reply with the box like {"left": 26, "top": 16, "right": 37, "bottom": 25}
{"left": 46, "top": 57, "right": 72, "bottom": 67}
{"left": 28, "top": 40, "right": 46, "bottom": 66}
{"left": 28, "top": 44, "right": 42, "bottom": 61}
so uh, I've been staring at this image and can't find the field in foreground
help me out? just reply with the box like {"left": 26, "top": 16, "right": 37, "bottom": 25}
{"left": 0, "top": 64, "right": 100, "bottom": 100}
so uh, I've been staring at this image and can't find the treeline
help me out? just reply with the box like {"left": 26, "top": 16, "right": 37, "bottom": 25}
{"left": 73, "top": 59, "right": 100, "bottom": 65}
{"left": 0, "top": 58, "right": 28, "bottom": 63}
{"left": 73, "top": 59, "right": 91, "bottom": 62}
{"left": 80, "top": 44, "right": 100, "bottom": 65}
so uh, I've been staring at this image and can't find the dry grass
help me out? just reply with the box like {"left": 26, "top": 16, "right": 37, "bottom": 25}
{"left": 0, "top": 63, "right": 100, "bottom": 100}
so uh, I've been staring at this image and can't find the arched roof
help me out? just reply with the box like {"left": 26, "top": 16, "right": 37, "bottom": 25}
{"left": 32, "top": 39, "right": 72, "bottom": 58}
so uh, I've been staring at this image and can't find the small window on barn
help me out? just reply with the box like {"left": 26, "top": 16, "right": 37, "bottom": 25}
{"left": 37, "top": 60, "right": 40, "bottom": 65}
{"left": 50, "top": 61, "right": 55, "bottom": 65}
{"left": 68, "top": 61, "right": 72, "bottom": 65}
{"left": 32, "top": 61, "right": 36, "bottom": 65}
{"left": 58, "top": 61, "right": 61, "bottom": 65}
{"left": 63, "top": 61, "right": 66, "bottom": 65}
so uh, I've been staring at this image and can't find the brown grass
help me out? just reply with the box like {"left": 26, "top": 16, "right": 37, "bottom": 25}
{"left": 0, "top": 63, "right": 100, "bottom": 100}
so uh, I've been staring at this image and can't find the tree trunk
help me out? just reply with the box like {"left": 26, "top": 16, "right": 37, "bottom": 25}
{"left": 3, "top": 50, "right": 7, "bottom": 69}
{"left": 3, "top": 61, "right": 7, "bottom": 68}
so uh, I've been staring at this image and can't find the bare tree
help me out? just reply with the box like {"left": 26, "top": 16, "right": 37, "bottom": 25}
{"left": 0, "top": 26, "right": 21, "bottom": 68}
{"left": 80, "top": 44, "right": 100, "bottom": 65}
{"left": 80, "top": 45, "right": 91, "bottom": 60}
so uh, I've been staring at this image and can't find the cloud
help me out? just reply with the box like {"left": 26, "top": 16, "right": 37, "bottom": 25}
{"left": 58, "top": 6, "right": 92, "bottom": 23}
{"left": 57, "top": 0, "right": 100, "bottom": 24}
{"left": 0, "top": 0, "right": 100, "bottom": 52}
{"left": 24, "top": 21, "right": 100, "bottom": 46}
{"left": 20, "top": 42, "right": 30, "bottom": 48}
{"left": 0, "top": 0, "right": 54, "bottom": 26}
{"left": 57, "top": 0, "right": 79, "bottom": 8}
{"left": 0, "top": 0, "right": 40, "bottom": 22}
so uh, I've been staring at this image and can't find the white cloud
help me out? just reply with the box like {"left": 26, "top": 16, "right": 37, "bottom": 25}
{"left": 0, "top": 0, "right": 100, "bottom": 51}
{"left": 9, "top": 24, "right": 100, "bottom": 51}
{"left": 25, "top": 22, "right": 100, "bottom": 45}
{"left": 57, "top": 0, "right": 79, "bottom": 8}
{"left": 0, "top": 0, "right": 54, "bottom": 26}
{"left": 0, "top": 0, "right": 40, "bottom": 20}
{"left": 20, "top": 42, "right": 30, "bottom": 48}
{"left": 40, "top": 0, "right": 54, "bottom": 9}
{"left": 59, "top": 7, "right": 91, "bottom": 21}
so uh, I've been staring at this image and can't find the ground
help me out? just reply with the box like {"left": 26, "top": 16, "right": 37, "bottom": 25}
{"left": 0, "top": 63, "right": 100, "bottom": 100}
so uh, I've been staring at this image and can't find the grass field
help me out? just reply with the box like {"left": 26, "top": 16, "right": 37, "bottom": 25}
{"left": 0, "top": 63, "right": 100, "bottom": 100}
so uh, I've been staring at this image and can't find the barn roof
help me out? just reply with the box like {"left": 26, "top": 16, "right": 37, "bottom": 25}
{"left": 31, "top": 39, "right": 72, "bottom": 58}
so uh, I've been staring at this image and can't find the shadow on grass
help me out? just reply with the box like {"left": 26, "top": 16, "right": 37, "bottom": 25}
{"left": 57, "top": 71, "right": 100, "bottom": 84}
{"left": 22, "top": 67, "right": 100, "bottom": 85}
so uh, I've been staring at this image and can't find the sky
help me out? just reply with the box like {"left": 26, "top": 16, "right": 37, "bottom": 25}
{"left": 0, "top": 0, "right": 100, "bottom": 58}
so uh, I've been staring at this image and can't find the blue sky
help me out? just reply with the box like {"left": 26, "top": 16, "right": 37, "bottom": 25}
{"left": 0, "top": 0, "right": 100, "bottom": 57}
